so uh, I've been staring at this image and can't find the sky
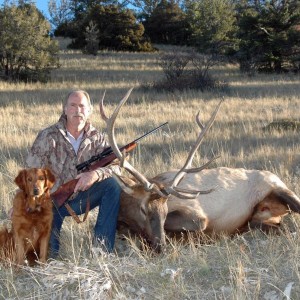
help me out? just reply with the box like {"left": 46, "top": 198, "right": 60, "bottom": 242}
{"left": 33, "top": 0, "right": 49, "bottom": 17}
{"left": 0, "top": 1, "right": 50, "bottom": 18}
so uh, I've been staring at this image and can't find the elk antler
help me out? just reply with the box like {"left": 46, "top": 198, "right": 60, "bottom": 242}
{"left": 100, "top": 88, "right": 165, "bottom": 197}
{"left": 99, "top": 89, "right": 204, "bottom": 199}
{"left": 167, "top": 99, "right": 223, "bottom": 193}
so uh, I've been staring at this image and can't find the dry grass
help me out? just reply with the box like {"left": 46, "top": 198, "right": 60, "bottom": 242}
{"left": 0, "top": 41, "right": 300, "bottom": 299}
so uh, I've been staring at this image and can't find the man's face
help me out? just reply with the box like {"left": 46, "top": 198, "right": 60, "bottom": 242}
{"left": 64, "top": 92, "right": 91, "bottom": 127}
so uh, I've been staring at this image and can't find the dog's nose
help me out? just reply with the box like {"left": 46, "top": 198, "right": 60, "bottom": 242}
{"left": 33, "top": 188, "right": 39, "bottom": 195}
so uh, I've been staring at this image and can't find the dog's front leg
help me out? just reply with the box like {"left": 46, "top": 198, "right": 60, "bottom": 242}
{"left": 38, "top": 227, "right": 51, "bottom": 263}
{"left": 14, "top": 235, "right": 25, "bottom": 265}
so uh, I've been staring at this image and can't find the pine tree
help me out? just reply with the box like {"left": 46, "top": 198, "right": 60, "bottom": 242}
{"left": 185, "top": 0, "right": 237, "bottom": 53}
{"left": 83, "top": 21, "right": 99, "bottom": 55}
{"left": 236, "top": 0, "right": 300, "bottom": 73}
{"left": 143, "top": 0, "right": 191, "bottom": 45}
{"left": 0, "top": 3, "right": 59, "bottom": 82}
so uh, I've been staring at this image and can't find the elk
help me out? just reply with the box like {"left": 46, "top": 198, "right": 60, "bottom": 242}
{"left": 100, "top": 89, "right": 300, "bottom": 249}
{"left": 100, "top": 89, "right": 212, "bottom": 252}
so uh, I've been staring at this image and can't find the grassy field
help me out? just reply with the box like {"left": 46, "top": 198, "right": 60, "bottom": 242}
{"left": 0, "top": 40, "right": 300, "bottom": 299}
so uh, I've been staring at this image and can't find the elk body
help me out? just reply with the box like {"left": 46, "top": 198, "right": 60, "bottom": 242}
{"left": 155, "top": 167, "right": 300, "bottom": 235}
{"left": 100, "top": 89, "right": 300, "bottom": 251}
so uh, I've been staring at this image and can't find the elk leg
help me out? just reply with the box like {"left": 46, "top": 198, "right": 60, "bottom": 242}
{"left": 165, "top": 206, "right": 207, "bottom": 232}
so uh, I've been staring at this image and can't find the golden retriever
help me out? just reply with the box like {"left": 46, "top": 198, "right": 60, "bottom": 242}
{"left": 3, "top": 168, "right": 56, "bottom": 265}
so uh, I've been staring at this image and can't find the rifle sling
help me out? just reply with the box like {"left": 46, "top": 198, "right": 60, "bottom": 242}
{"left": 64, "top": 199, "right": 90, "bottom": 224}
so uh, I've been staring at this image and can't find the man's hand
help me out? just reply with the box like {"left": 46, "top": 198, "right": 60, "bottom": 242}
{"left": 74, "top": 171, "right": 99, "bottom": 192}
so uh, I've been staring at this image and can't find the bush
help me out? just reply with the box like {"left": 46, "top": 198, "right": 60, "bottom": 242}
{"left": 151, "top": 50, "right": 227, "bottom": 92}
{"left": 263, "top": 120, "right": 300, "bottom": 132}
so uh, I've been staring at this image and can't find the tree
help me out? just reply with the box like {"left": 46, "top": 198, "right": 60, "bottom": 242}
{"left": 83, "top": 21, "right": 99, "bottom": 55}
{"left": 236, "top": 0, "right": 300, "bottom": 73}
{"left": 70, "top": 4, "right": 154, "bottom": 52}
{"left": 66, "top": 0, "right": 129, "bottom": 18}
{"left": 185, "top": 0, "right": 237, "bottom": 53}
{"left": 143, "top": 0, "right": 191, "bottom": 45}
{"left": 129, "top": 0, "right": 162, "bottom": 16}
{"left": 48, "top": 0, "right": 73, "bottom": 29}
{"left": 0, "top": 3, "right": 59, "bottom": 82}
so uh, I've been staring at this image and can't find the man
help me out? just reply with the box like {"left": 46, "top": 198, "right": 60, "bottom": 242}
{"left": 26, "top": 90, "right": 121, "bottom": 258}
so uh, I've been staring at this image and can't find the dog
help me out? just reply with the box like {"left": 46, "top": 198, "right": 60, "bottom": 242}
{"left": 8, "top": 168, "right": 55, "bottom": 265}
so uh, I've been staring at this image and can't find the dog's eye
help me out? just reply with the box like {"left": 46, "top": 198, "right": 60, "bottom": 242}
{"left": 27, "top": 177, "right": 32, "bottom": 182}
{"left": 39, "top": 176, "right": 45, "bottom": 180}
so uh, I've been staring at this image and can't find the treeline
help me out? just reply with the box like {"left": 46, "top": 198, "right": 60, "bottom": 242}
{"left": 51, "top": 0, "right": 300, "bottom": 74}
{"left": 0, "top": 0, "right": 300, "bottom": 83}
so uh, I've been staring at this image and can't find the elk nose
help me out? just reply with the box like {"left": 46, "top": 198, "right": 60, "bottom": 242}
{"left": 153, "top": 242, "right": 162, "bottom": 253}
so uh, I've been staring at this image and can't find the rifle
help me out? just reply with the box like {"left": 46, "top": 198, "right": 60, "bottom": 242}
{"left": 51, "top": 122, "right": 168, "bottom": 208}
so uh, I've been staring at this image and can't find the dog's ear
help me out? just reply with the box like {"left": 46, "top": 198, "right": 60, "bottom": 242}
{"left": 44, "top": 168, "right": 56, "bottom": 189}
{"left": 14, "top": 170, "right": 27, "bottom": 191}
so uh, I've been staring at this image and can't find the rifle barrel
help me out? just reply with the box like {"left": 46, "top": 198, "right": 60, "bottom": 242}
{"left": 76, "top": 122, "right": 168, "bottom": 171}
{"left": 134, "top": 122, "right": 168, "bottom": 143}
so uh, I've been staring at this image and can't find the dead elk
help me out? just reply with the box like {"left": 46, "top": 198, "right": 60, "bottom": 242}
{"left": 100, "top": 89, "right": 300, "bottom": 250}
{"left": 99, "top": 89, "right": 211, "bottom": 252}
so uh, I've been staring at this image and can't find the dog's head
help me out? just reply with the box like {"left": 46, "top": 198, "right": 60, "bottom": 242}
{"left": 14, "top": 168, "right": 56, "bottom": 212}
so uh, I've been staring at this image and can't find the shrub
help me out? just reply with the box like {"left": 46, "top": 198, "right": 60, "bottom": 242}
{"left": 263, "top": 120, "right": 300, "bottom": 132}
{"left": 151, "top": 50, "right": 227, "bottom": 92}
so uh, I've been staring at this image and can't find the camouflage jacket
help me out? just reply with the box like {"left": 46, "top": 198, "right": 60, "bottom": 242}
{"left": 26, "top": 114, "right": 121, "bottom": 192}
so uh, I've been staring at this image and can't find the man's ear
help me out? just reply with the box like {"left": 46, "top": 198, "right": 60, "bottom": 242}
{"left": 14, "top": 170, "right": 27, "bottom": 191}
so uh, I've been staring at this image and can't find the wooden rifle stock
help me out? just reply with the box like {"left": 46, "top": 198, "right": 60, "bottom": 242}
{"left": 51, "top": 142, "right": 137, "bottom": 207}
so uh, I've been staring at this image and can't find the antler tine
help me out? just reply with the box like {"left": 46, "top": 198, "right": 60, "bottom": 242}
{"left": 100, "top": 88, "right": 155, "bottom": 192}
{"left": 196, "top": 111, "right": 204, "bottom": 129}
{"left": 99, "top": 90, "right": 108, "bottom": 121}
{"left": 171, "top": 99, "right": 224, "bottom": 188}
{"left": 182, "top": 155, "right": 220, "bottom": 174}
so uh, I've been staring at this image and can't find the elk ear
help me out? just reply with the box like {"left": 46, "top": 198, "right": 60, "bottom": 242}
{"left": 14, "top": 170, "right": 27, "bottom": 191}
{"left": 44, "top": 168, "right": 56, "bottom": 189}
{"left": 112, "top": 173, "right": 135, "bottom": 195}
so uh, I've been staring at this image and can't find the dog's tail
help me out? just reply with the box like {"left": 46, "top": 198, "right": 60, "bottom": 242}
{"left": 0, "top": 225, "right": 14, "bottom": 263}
